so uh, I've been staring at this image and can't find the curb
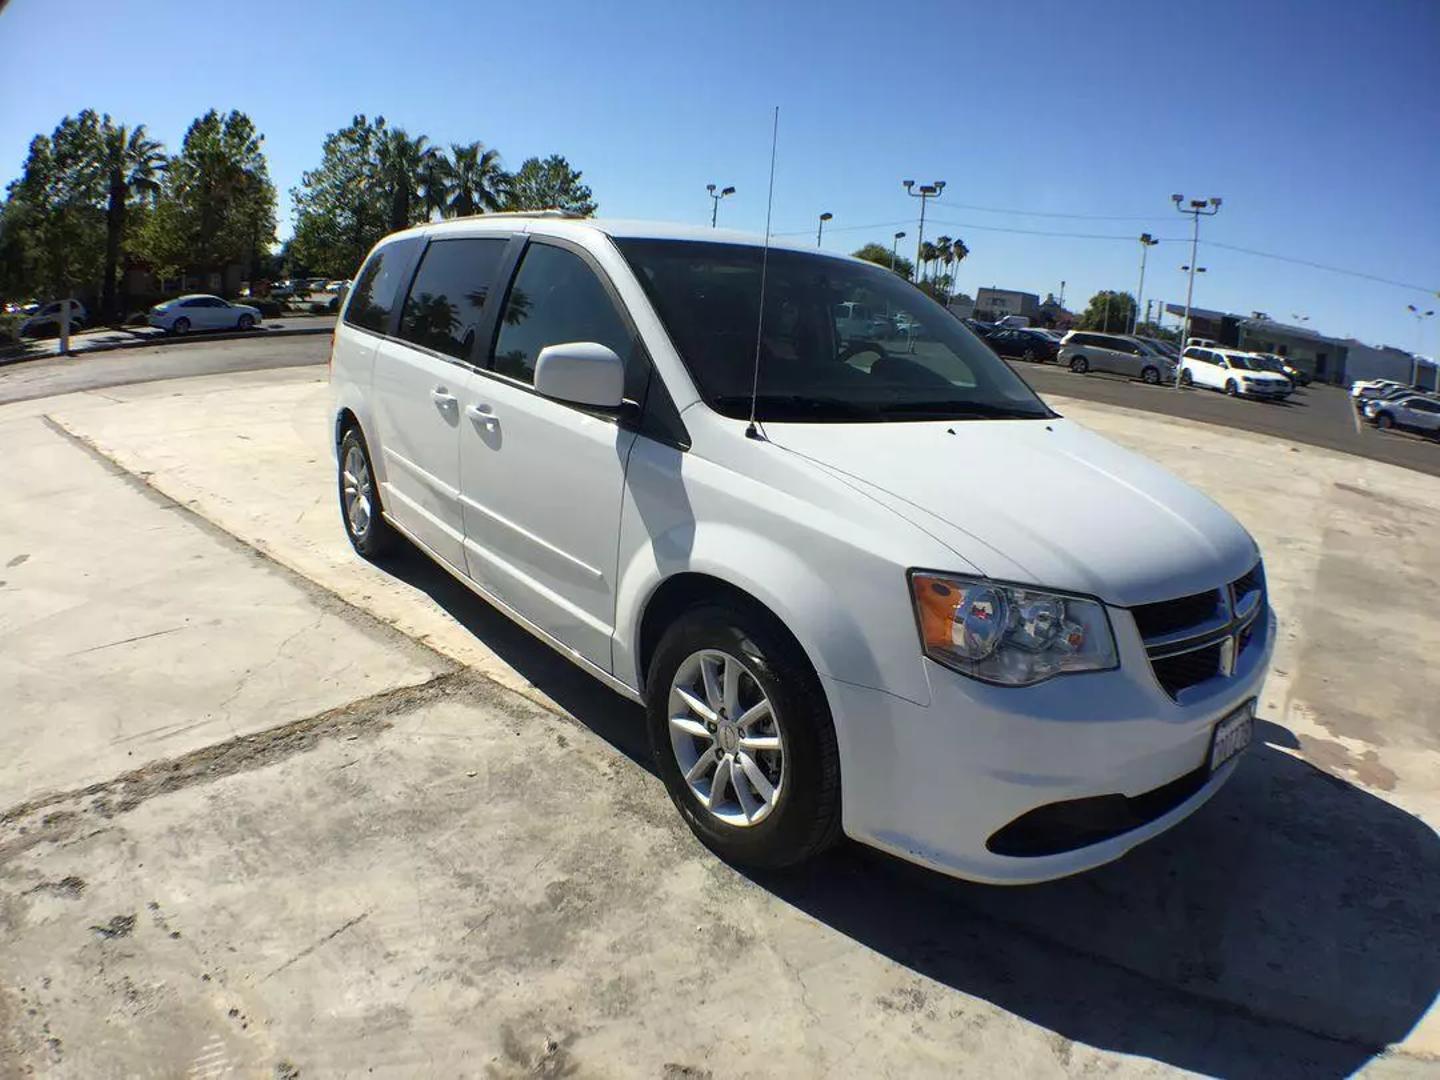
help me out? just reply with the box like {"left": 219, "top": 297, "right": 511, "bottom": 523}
{"left": 0, "top": 324, "right": 333, "bottom": 367}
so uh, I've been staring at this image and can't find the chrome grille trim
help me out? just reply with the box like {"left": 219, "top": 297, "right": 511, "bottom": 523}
{"left": 1129, "top": 561, "right": 1266, "bottom": 699}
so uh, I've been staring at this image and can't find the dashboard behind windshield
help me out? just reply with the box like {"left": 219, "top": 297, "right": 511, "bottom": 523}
{"left": 616, "top": 239, "right": 1053, "bottom": 423}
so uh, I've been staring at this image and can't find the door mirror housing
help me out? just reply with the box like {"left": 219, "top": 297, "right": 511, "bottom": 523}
{"left": 533, "top": 342, "right": 626, "bottom": 409}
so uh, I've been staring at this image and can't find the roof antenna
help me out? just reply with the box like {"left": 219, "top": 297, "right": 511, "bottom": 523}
{"left": 745, "top": 106, "right": 779, "bottom": 441}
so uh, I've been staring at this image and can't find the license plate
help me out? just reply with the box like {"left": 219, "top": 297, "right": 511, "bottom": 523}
{"left": 1209, "top": 700, "right": 1255, "bottom": 772}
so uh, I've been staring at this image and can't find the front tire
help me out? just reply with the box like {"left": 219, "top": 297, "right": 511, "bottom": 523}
{"left": 646, "top": 603, "right": 841, "bottom": 870}
{"left": 1069, "top": 355, "right": 1089, "bottom": 374}
{"left": 237, "top": 313, "right": 254, "bottom": 331}
{"left": 1180, "top": 368, "right": 1194, "bottom": 386}
{"left": 1375, "top": 412, "right": 1395, "bottom": 430}
{"left": 338, "top": 426, "right": 397, "bottom": 559}
{"left": 1225, "top": 379, "right": 1239, "bottom": 396}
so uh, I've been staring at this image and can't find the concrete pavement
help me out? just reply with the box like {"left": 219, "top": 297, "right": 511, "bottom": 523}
{"left": 0, "top": 368, "right": 1436, "bottom": 1077}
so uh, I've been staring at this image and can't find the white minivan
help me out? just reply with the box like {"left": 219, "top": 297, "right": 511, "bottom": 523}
{"left": 331, "top": 215, "right": 1273, "bottom": 885}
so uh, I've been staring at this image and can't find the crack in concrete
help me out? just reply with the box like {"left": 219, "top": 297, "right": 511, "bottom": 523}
{"left": 0, "top": 671, "right": 477, "bottom": 863}
{"left": 262, "top": 911, "right": 370, "bottom": 981}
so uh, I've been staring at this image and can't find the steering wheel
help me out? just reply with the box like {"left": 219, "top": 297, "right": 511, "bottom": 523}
{"left": 838, "top": 339, "right": 889, "bottom": 368}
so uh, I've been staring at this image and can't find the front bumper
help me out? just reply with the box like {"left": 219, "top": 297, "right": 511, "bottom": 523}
{"left": 828, "top": 604, "right": 1275, "bottom": 885}
{"left": 1241, "top": 383, "right": 1290, "bottom": 398}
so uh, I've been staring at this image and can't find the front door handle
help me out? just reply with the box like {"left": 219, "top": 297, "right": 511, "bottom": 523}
{"left": 466, "top": 403, "right": 498, "bottom": 425}
{"left": 431, "top": 386, "right": 458, "bottom": 409}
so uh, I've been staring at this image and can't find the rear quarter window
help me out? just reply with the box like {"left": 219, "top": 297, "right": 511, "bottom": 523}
{"left": 344, "top": 237, "right": 421, "bottom": 335}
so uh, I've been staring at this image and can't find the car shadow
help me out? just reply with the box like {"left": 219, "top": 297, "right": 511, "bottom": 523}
{"left": 371, "top": 545, "right": 1438, "bottom": 1077}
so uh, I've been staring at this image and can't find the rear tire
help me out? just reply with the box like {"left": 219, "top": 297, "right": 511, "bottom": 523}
{"left": 172, "top": 317, "right": 190, "bottom": 335}
{"left": 1375, "top": 412, "right": 1395, "bottom": 430}
{"left": 1069, "top": 355, "right": 1089, "bottom": 374}
{"left": 1022, "top": 348, "right": 1036, "bottom": 362}
{"left": 1180, "top": 368, "right": 1194, "bottom": 387}
{"left": 646, "top": 602, "right": 841, "bottom": 870}
{"left": 1141, "top": 366, "right": 1160, "bottom": 385}
{"left": 338, "top": 425, "right": 397, "bottom": 559}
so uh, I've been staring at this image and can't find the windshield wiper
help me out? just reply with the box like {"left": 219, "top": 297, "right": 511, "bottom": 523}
{"left": 711, "top": 394, "right": 884, "bottom": 419}
{"left": 876, "top": 399, "right": 1051, "bottom": 420}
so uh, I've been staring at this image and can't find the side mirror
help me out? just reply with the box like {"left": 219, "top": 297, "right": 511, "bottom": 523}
{"left": 534, "top": 342, "right": 625, "bottom": 409}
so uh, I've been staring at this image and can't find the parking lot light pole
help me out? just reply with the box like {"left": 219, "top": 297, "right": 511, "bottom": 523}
{"left": 817, "top": 212, "right": 833, "bottom": 247}
{"left": 1172, "top": 194, "right": 1221, "bottom": 387}
{"left": 1407, "top": 304, "right": 1434, "bottom": 385}
{"left": 891, "top": 231, "right": 906, "bottom": 273}
{"left": 706, "top": 184, "right": 735, "bottom": 227}
{"left": 1133, "top": 233, "right": 1159, "bottom": 334}
{"left": 904, "top": 179, "right": 945, "bottom": 285}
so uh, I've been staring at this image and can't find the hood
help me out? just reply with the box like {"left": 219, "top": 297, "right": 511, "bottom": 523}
{"left": 767, "top": 417, "right": 1257, "bottom": 607}
{"left": 1240, "top": 370, "right": 1288, "bottom": 384}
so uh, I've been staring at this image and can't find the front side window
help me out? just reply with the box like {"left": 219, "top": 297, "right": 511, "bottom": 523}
{"left": 397, "top": 237, "right": 508, "bottom": 361}
{"left": 617, "top": 239, "right": 1050, "bottom": 423}
{"left": 492, "top": 242, "right": 635, "bottom": 387}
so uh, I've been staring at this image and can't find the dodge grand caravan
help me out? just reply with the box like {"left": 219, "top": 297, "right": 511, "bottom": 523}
{"left": 330, "top": 214, "right": 1274, "bottom": 884}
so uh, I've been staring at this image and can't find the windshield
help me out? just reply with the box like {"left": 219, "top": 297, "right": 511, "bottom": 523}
{"left": 1254, "top": 355, "right": 1285, "bottom": 372}
{"left": 616, "top": 239, "right": 1052, "bottom": 423}
{"left": 1226, "top": 354, "right": 1257, "bottom": 371}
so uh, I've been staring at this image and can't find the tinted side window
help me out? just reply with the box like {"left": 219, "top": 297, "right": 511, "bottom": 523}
{"left": 397, "top": 237, "right": 508, "bottom": 361}
{"left": 491, "top": 243, "right": 635, "bottom": 389}
{"left": 344, "top": 240, "right": 415, "bottom": 334}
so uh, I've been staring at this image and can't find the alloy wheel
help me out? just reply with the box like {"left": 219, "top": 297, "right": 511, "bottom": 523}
{"left": 341, "top": 443, "right": 373, "bottom": 538}
{"left": 667, "top": 648, "right": 785, "bottom": 827}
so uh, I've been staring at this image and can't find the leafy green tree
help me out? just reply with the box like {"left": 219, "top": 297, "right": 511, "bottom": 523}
{"left": 851, "top": 242, "right": 913, "bottom": 279}
{"left": 503, "top": 154, "right": 596, "bottom": 216}
{"left": 140, "top": 110, "right": 275, "bottom": 283}
{"left": 444, "top": 142, "right": 507, "bottom": 217}
{"left": 3, "top": 114, "right": 108, "bottom": 301}
{"left": 1077, "top": 290, "right": 1137, "bottom": 332}
{"left": 97, "top": 118, "right": 165, "bottom": 321}
{"left": 290, "top": 115, "right": 389, "bottom": 277}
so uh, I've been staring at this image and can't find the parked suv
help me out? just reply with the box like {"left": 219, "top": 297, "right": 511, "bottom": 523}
{"left": 1179, "top": 347, "right": 1291, "bottom": 399}
{"left": 331, "top": 216, "right": 1273, "bottom": 884}
{"left": 1368, "top": 394, "right": 1440, "bottom": 437}
{"left": 1059, "top": 331, "right": 1174, "bottom": 383}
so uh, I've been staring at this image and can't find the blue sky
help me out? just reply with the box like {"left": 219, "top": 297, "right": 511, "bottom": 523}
{"left": 2, "top": 0, "right": 1436, "bottom": 350}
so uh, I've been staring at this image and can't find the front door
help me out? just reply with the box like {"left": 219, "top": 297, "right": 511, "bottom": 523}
{"left": 456, "top": 239, "right": 643, "bottom": 672}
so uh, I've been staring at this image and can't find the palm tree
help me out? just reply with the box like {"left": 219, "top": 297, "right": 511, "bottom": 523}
{"left": 918, "top": 241, "right": 938, "bottom": 283}
{"left": 933, "top": 236, "right": 953, "bottom": 295}
{"left": 377, "top": 128, "right": 443, "bottom": 231}
{"left": 444, "top": 142, "right": 507, "bottom": 218}
{"left": 98, "top": 118, "right": 165, "bottom": 323}
{"left": 418, "top": 154, "right": 452, "bottom": 221}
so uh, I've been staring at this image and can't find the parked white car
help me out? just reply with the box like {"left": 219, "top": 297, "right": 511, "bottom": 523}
{"left": 330, "top": 217, "right": 1273, "bottom": 884}
{"left": 1368, "top": 394, "right": 1440, "bottom": 437}
{"left": 18, "top": 299, "right": 87, "bottom": 337}
{"left": 1179, "top": 347, "right": 1291, "bottom": 399}
{"left": 148, "top": 294, "right": 262, "bottom": 334}
{"left": 1059, "top": 331, "right": 1175, "bottom": 384}
{"left": 1350, "top": 379, "right": 1409, "bottom": 400}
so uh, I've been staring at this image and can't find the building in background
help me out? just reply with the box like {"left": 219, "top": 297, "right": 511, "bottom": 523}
{"left": 1036, "top": 293, "right": 1076, "bottom": 330}
{"left": 1165, "top": 303, "right": 1243, "bottom": 346}
{"left": 975, "top": 287, "right": 1040, "bottom": 323}
{"left": 946, "top": 292, "right": 976, "bottom": 319}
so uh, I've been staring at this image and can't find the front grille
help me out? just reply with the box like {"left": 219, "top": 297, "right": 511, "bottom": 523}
{"left": 1151, "top": 643, "right": 1223, "bottom": 697}
{"left": 1131, "top": 589, "right": 1222, "bottom": 639}
{"left": 1129, "top": 561, "right": 1265, "bottom": 701}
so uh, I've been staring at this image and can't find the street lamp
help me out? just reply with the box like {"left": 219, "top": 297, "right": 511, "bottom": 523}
{"left": 1172, "top": 193, "right": 1222, "bottom": 384}
{"left": 706, "top": 183, "right": 735, "bottom": 227}
{"left": 891, "top": 230, "right": 906, "bottom": 273}
{"left": 1291, "top": 313, "right": 1310, "bottom": 323}
{"left": 1180, "top": 265, "right": 1208, "bottom": 273}
{"left": 1407, "top": 304, "right": 1435, "bottom": 385}
{"left": 904, "top": 179, "right": 946, "bottom": 284}
{"left": 817, "top": 211, "right": 833, "bottom": 247}
{"left": 1133, "top": 233, "right": 1159, "bottom": 334}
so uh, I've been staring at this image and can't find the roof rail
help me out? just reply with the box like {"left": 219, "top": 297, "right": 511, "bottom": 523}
{"left": 449, "top": 209, "right": 586, "bottom": 220}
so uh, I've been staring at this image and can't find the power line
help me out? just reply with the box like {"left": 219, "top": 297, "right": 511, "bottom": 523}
{"left": 1201, "top": 240, "right": 1434, "bottom": 294}
{"left": 943, "top": 200, "right": 1162, "bottom": 222}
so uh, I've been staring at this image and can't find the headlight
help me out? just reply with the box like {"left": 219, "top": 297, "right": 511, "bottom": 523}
{"left": 909, "top": 572, "right": 1117, "bottom": 686}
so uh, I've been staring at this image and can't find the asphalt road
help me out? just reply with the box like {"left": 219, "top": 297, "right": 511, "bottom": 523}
{"left": 2, "top": 334, "right": 1435, "bottom": 478}
{"left": 1012, "top": 360, "right": 1440, "bottom": 479}
{"left": 0, "top": 334, "right": 329, "bottom": 406}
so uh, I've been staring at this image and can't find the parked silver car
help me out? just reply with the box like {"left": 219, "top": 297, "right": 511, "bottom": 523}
{"left": 1368, "top": 394, "right": 1440, "bottom": 437}
{"left": 1059, "top": 331, "right": 1175, "bottom": 384}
